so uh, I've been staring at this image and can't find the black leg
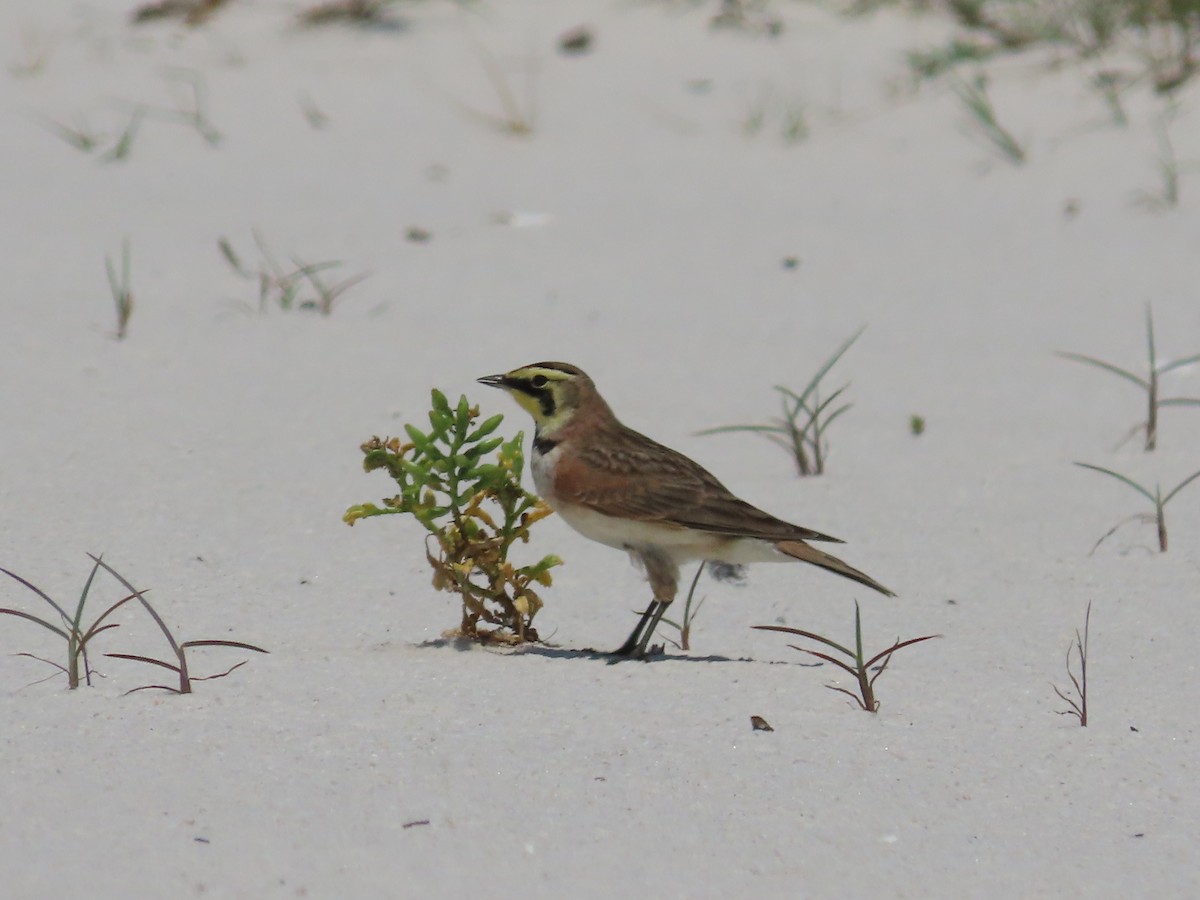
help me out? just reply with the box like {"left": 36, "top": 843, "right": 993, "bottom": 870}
{"left": 608, "top": 601, "right": 662, "bottom": 661}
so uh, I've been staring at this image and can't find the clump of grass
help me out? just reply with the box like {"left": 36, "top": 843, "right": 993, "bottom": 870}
{"left": 113, "top": 68, "right": 221, "bottom": 146}
{"left": 755, "top": 603, "right": 940, "bottom": 712}
{"left": 298, "top": 0, "right": 404, "bottom": 27}
{"left": 93, "top": 555, "right": 267, "bottom": 694}
{"left": 132, "top": 0, "right": 232, "bottom": 26}
{"left": 0, "top": 557, "right": 139, "bottom": 688}
{"left": 106, "top": 238, "right": 134, "bottom": 340}
{"left": 1058, "top": 305, "right": 1200, "bottom": 451}
{"left": 951, "top": 73, "right": 1026, "bottom": 164}
{"left": 910, "top": 414, "right": 926, "bottom": 435}
{"left": 899, "top": 0, "right": 1200, "bottom": 93}
{"left": 1053, "top": 600, "right": 1091, "bottom": 726}
{"left": 659, "top": 562, "right": 708, "bottom": 652}
{"left": 1074, "top": 462, "right": 1200, "bottom": 552}
{"left": 907, "top": 40, "right": 996, "bottom": 80}
{"left": 0, "top": 555, "right": 266, "bottom": 693}
{"left": 699, "top": 326, "right": 863, "bottom": 476}
{"left": 742, "top": 89, "right": 809, "bottom": 144}
{"left": 219, "top": 231, "right": 369, "bottom": 315}
{"left": 344, "top": 390, "right": 561, "bottom": 644}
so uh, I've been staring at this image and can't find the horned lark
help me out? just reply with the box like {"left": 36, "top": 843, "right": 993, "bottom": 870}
{"left": 477, "top": 361, "right": 894, "bottom": 659}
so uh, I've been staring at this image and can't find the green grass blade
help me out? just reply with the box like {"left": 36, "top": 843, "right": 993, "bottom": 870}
{"left": 776, "top": 325, "right": 865, "bottom": 410}
{"left": 1162, "top": 468, "right": 1200, "bottom": 506}
{"left": 0, "top": 608, "right": 71, "bottom": 641}
{"left": 1157, "top": 352, "right": 1200, "bottom": 374}
{"left": 89, "top": 554, "right": 183, "bottom": 658}
{"left": 0, "top": 566, "right": 73, "bottom": 624}
{"left": 1145, "top": 305, "right": 1156, "bottom": 376}
{"left": 1056, "top": 352, "right": 1149, "bottom": 390}
{"left": 1074, "top": 462, "right": 1158, "bottom": 504}
{"left": 696, "top": 424, "right": 787, "bottom": 436}
{"left": 71, "top": 555, "right": 104, "bottom": 634}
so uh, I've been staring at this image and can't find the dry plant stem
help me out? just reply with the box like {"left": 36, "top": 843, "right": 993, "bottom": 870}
{"left": 659, "top": 562, "right": 706, "bottom": 651}
{"left": 1058, "top": 305, "right": 1200, "bottom": 451}
{"left": 1053, "top": 600, "right": 1091, "bottom": 726}
{"left": 1074, "top": 463, "right": 1200, "bottom": 551}
{"left": 754, "top": 604, "right": 940, "bottom": 712}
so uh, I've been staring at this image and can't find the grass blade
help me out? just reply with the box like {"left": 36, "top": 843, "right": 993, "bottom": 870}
{"left": 1074, "top": 462, "right": 1158, "bottom": 504}
{"left": 0, "top": 608, "right": 71, "bottom": 641}
{"left": 1161, "top": 468, "right": 1200, "bottom": 505}
{"left": 1056, "top": 352, "right": 1149, "bottom": 390}
{"left": 0, "top": 565, "right": 74, "bottom": 624}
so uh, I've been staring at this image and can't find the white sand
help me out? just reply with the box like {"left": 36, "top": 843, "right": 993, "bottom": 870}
{"left": 3, "top": 1, "right": 1199, "bottom": 896}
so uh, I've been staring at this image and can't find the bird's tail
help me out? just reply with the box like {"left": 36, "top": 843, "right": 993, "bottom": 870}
{"left": 775, "top": 540, "right": 895, "bottom": 597}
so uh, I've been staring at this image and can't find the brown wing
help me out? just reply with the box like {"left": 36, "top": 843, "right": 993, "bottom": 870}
{"left": 552, "top": 425, "right": 843, "bottom": 544}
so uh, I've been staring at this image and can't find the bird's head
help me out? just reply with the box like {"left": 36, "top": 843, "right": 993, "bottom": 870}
{"left": 477, "top": 361, "right": 603, "bottom": 435}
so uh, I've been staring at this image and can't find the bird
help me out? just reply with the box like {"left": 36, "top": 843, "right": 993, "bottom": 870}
{"left": 477, "top": 361, "right": 894, "bottom": 659}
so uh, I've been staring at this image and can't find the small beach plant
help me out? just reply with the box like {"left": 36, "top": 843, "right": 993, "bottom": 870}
{"left": 755, "top": 603, "right": 940, "bottom": 712}
{"left": 1074, "top": 463, "right": 1200, "bottom": 552}
{"left": 699, "top": 326, "right": 863, "bottom": 476}
{"left": 344, "top": 390, "right": 561, "bottom": 644}
{"left": 0, "top": 556, "right": 137, "bottom": 688}
{"left": 951, "top": 72, "right": 1026, "bottom": 164}
{"left": 1059, "top": 305, "right": 1200, "bottom": 450}
{"left": 106, "top": 238, "right": 134, "bottom": 340}
{"left": 93, "top": 555, "right": 267, "bottom": 694}
{"left": 218, "top": 231, "right": 368, "bottom": 315}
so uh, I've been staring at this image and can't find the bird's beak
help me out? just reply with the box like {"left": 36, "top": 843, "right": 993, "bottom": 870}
{"left": 477, "top": 373, "right": 508, "bottom": 389}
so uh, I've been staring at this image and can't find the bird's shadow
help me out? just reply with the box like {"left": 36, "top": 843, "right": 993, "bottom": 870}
{"left": 414, "top": 637, "right": 775, "bottom": 665}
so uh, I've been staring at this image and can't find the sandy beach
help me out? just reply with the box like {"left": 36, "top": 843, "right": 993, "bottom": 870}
{"left": 2, "top": 1, "right": 1199, "bottom": 896}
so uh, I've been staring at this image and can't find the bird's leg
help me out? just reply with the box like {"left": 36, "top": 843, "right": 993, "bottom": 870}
{"left": 609, "top": 547, "right": 679, "bottom": 661}
{"left": 611, "top": 602, "right": 661, "bottom": 658}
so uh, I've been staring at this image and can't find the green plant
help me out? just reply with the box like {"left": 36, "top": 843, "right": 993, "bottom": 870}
{"left": 659, "top": 562, "right": 707, "bottom": 651}
{"left": 1074, "top": 462, "right": 1200, "bottom": 552}
{"left": 32, "top": 113, "right": 101, "bottom": 153}
{"left": 0, "top": 557, "right": 138, "bottom": 688}
{"left": 298, "top": 0, "right": 401, "bottom": 26}
{"left": 1058, "top": 305, "right": 1200, "bottom": 450}
{"left": 1053, "top": 600, "right": 1091, "bottom": 726}
{"left": 344, "top": 390, "right": 561, "bottom": 643}
{"left": 951, "top": 72, "right": 1026, "bottom": 164}
{"left": 100, "top": 107, "right": 145, "bottom": 163}
{"left": 93, "top": 555, "right": 267, "bottom": 694}
{"left": 755, "top": 604, "right": 940, "bottom": 712}
{"left": 699, "top": 326, "right": 863, "bottom": 476}
{"left": 910, "top": 414, "right": 926, "bottom": 435}
{"left": 106, "top": 239, "right": 134, "bottom": 340}
{"left": 219, "top": 231, "right": 369, "bottom": 315}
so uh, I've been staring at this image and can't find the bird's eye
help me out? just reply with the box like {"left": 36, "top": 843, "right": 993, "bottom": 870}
{"left": 530, "top": 374, "right": 548, "bottom": 388}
